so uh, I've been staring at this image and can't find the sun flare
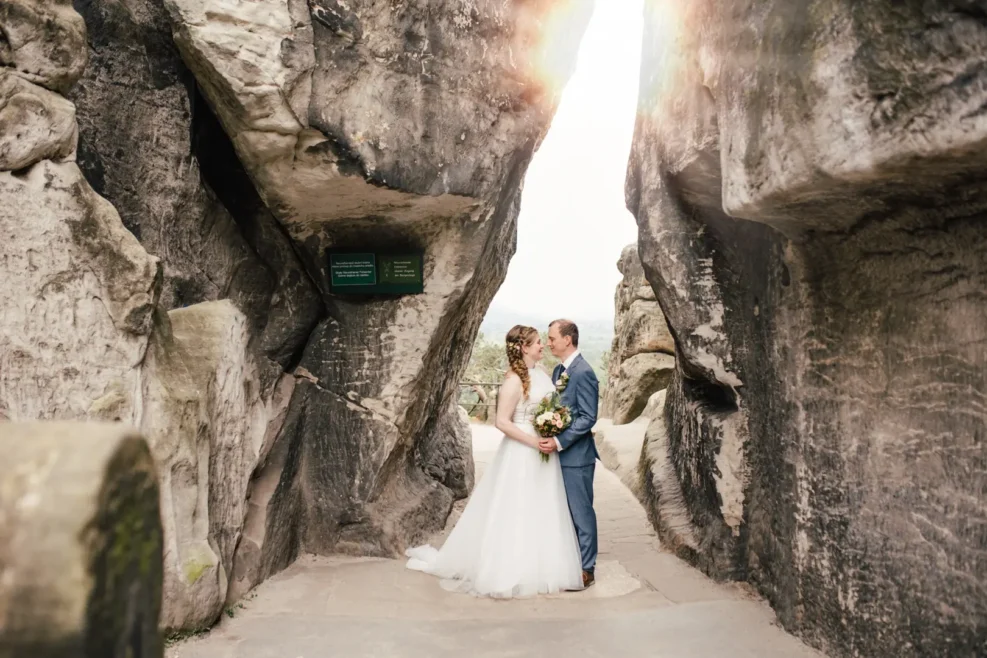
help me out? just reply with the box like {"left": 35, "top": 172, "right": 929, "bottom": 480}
{"left": 492, "top": 1, "right": 646, "bottom": 321}
{"left": 523, "top": 0, "right": 594, "bottom": 99}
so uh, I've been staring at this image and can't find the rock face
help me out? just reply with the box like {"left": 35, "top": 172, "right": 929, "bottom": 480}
{"left": 603, "top": 244, "right": 674, "bottom": 424}
{"left": 70, "top": 0, "right": 243, "bottom": 311}
{"left": 0, "top": 422, "right": 163, "bottom": 658}
{"left": 2, "top": 0, "right": 591, "bottom": 632}
{"left": 0, "top": 0, "right": 88, "bottom": 93}
{"left": 628, "top": 1, "right": 987, "bottom": 656}
{"left": 69, "top": 0, "right": 325, "bottom": 369}
{"left": 605, "top": 352, "right": 675, "bottom": 426}
{"left": 66, "top": 1, "right": 331, "bottom": 625}
{"left": 157, "top": 0, "right": 592, "bottom": 571}
{"left": 0, "top": 70, "right": 77, "bottom": 170}
{"left": 139, "top": 301, "right": 294, "bottom": 631}
{"left": 1, "top": 0, "right": 300, "bottom": 631}
{"left": 0, "top": 158, "right": 160, "bottom": 423}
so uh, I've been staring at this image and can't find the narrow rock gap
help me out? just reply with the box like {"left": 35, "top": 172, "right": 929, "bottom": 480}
{"left": 188, "top": 81, "right": 326, "bottom": 369}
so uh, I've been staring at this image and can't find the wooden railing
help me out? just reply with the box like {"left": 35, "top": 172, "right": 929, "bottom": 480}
{"left": 458, "top": 381, "right": 501, "bottom": 407}
{"left": 458, "top": 381, "right": 500, "bottom": 422}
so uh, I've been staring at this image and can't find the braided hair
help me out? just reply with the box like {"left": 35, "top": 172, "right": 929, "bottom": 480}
{"left": 505, "top": 325, "right": 539, "bottom": 399}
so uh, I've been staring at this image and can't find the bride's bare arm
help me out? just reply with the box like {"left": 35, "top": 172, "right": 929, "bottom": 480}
{"left": 493, "top": 374, "right": 539, "bottom": 449}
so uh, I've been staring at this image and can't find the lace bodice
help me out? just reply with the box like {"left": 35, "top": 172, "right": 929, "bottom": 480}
{"left": 513, "top": 368, "right": 556, "bottom": 426}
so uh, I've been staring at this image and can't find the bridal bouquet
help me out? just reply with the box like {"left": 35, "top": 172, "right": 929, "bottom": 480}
{"left": 532, "top": 393, "right": 572, "bottom": 463}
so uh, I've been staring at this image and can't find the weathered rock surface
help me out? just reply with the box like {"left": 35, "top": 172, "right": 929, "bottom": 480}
{"left": 62, "top": 1, "right": 328, "bottom": 624}
{"left": 595, "top": 389, "right": 671, "bottom": 508}
{"left": 70, "top": 0, "right": 324, "bottom": 368}
{"left": 0, "top": 0, "right": 161, "bottom": 426}
{"left": 417, "top": 405, "right": 477, "bottom": 499}
{"left": 139, "top": 301, "right": 294, "bottom": 631}
{"left": 0, "top": 70, "right": 77, "bottom": 170}
{"left": 611, "top": 245, "right": 674, "bottom": 357}
{"left": 161, "top": 0, "right": 584, "bottom": 223}
{"left": 159, "top": 0, "right": 592, "bottom": 566}
{"left": 1, "top": 0, "right": 306, "bottom": 632}
{"left": 3, "top": 0, "right": 585, "bottom": 633}
{"left": 638, "top": 389, "right": 704, "bottom": 560}
{"left": 0, "top": 159, "right": 161, "bottom": 423}
{"left": 628, "top": 1, "right": 987, "bottom": 656}
{"left": 0, "top": 422, "right": 163, "bottom": 658}
{"left": 70, "top": 0, "right": 243, "bottom": 309}
{"left": 607, "top": 352, "right": 676, "bottom": 426}
{"left": 604, "top": 244, "right": 674, "bottom": 424}
{"left": 0, "top": 0, "right": 88, "bottom": 93}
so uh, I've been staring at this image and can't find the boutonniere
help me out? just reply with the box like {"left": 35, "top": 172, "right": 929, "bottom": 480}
{"left": 556, "top": 372, "right": 570, "bottom": 392}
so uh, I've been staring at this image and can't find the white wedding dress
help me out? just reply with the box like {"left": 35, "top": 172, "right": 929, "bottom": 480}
{"left": 405, "top": 367, "right": 584, "bottom": 597}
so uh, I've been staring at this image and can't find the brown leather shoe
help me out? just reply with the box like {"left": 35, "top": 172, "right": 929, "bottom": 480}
{"left": 582, "top": 570, "right": 595, "bottom": 588}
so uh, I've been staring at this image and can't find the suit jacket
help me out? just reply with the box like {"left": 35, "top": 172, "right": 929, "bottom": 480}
{"left": 552, "top": 354, "right": 600, "bottom": 468}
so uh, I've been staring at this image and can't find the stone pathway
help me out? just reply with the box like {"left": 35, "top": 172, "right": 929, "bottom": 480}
{"left": 167, "top": 425, "right": 824, "bottom": 658}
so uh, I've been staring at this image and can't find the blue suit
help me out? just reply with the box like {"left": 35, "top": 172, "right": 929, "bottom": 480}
{"left": 552, "top": 354, "right": 599, "bottom": 574}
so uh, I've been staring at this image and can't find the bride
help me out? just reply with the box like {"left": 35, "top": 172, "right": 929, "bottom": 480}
{"left": 405, "top": 325, "right": 584, "bottom": 597}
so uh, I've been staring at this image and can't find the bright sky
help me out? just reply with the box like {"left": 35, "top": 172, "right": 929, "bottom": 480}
{"left": 489, "top": 1, "right": 644, "bottom": 323}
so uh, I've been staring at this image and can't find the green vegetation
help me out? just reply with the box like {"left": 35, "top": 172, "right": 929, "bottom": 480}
{"left": 165, "top": 628, "right": 209, "bottom": 646}
{"left": 459, "top": 315, "right": 613, "bottom": 421}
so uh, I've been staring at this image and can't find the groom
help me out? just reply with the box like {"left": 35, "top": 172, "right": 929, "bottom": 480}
{"left": 540, "top": 319, "right": 600, "bottom": 588}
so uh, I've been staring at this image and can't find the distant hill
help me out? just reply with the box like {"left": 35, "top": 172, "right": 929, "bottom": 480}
{"left": 478, "top": 305, "right": 613, "bottom": 378}
{"left": 480, "top": 305, "right": 612, "bottom": 337}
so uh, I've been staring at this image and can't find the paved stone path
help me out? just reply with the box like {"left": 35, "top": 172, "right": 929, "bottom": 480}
{"left": 167, "top": 425, "right": 824, "bottom": 658}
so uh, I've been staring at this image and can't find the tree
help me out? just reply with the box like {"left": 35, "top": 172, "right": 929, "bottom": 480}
{"left": 460, "top": 332, "right": 604, "bottom": 420}
{"left": 459, "top": 333, "right": 506, "bottom": 421}
{"left": 464, "top": 332, "right": 506, "bottom": 383}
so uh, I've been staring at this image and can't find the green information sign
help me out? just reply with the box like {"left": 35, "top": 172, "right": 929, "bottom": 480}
{"left": 328, "top": 252, "right": 424, "bottom": 295}
{"left": 379, "top": 255, "right": 422, "bottom": 285}
{"left": 330, "top": 253, "right": 376, "bottom": 287}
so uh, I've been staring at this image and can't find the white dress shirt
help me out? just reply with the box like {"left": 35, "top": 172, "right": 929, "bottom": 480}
{"left": 554, "top": 350, "right": 581, "bottom": 451}
{"left": 561, "top": 350, "right": 581, "bottom": 371}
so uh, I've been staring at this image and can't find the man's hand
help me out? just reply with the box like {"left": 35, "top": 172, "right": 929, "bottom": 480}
{"left": 538, "top": 438, "right": 557, "bottom": 455}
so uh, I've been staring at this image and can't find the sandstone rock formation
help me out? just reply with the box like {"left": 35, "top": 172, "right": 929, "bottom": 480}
{"left": 154, "top": 0, "right": 591, "bottom": 575}
{"left": 0, "top": 0, "right": 290, "bottom": 631}
{"left": 0, "top": 0, "right": 87, "bottom": 93}
{"left": 0, "top": 70, "right": 77, "bottom": 170}
{"left": 603, "top": 244, "right": 674, "bottom": 424}
{"left": 0, "top": 423, "right": 163, "bottom": 658}
{"left": 628, "top": 1, "right": 987, "bottom": 656}
{"left": 139, "top": 301, "right": 295, "bottom": 630}
{"left": 69, "top": 0, "right": 325, "bottom": 369}
{"left": 0, "top": 0, "right": 161, "bottom": 425}
{"left": 2, "top": 0, "right": 591, "bottom": 632}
